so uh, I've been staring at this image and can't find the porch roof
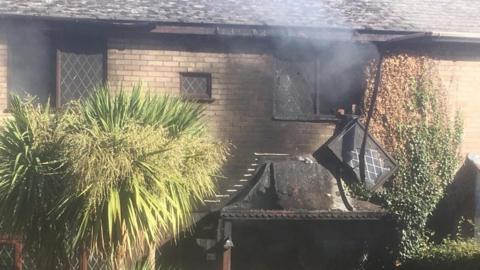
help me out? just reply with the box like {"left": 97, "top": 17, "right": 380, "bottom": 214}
{"left": 220, "top": 209, "right": 388, "bottom": 221}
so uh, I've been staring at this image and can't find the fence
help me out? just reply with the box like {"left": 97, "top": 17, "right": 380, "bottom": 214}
{"left": 0, "top": 238, "right": 107, "bottom": 270}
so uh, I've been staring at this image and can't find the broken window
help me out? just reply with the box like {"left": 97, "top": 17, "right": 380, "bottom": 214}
{"left": 273, "top": 41, "right": 376, "bottom": 121}
{"left": 7, "top": 29, "right": 105, "bottom": 108}
{"left": 7, "top": 29, "right": 56, "bottom": 106}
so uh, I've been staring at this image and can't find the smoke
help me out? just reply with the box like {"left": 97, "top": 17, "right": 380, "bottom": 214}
{"left": 224, "top": 0, "right": 381, "bottom": 117}
{"left": 272, "top": 33, "right": 379, "bottom": 117}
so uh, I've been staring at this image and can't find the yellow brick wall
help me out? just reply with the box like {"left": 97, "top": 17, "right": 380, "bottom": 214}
{"left": 1, "top": 34, "right": 478, "bottom": 189}
{"left": 436, "top": 46, "right": 480, "bottom": 157}
{"left": 107, "top": 37, "right": 335, "bottom": 192}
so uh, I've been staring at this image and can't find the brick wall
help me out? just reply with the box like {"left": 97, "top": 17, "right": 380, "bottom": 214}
{"left": 107, "top": 37, "right": 335, "bottom": 194}
{"left": 1, "top": 32, "right": 478, "bottom": 194}
{"left": 0, "top": 32, "right": 7, "bottom": 111}
{"left": 435, "top": 46, "right": 480, "bottom": 157}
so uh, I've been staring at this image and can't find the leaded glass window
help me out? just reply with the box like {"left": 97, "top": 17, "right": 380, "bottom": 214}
{"left": 57, "top": 38, "right": 105, "bottom": 106}
{"left": 180, "top": 73, "right": 212, "bottom": 100}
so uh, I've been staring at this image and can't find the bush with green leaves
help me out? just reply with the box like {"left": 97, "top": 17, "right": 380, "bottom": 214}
{"left": 0, "top": 96, "right": 70, "bottom": 268}
{"left": 0, "top": 86, "right": 228, "bottom": 269}
{"left": 399, "top": 238, "right": 480, "bottom": 270}
{"left": 363, "top": 54, "right": 463, "bottom": 260}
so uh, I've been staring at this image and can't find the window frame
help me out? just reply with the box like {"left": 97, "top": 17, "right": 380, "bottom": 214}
{"left": 179, "top": 72, "right": 213, "bottom": 102}
{"left": 272, "top": 56, "right": 344, "bottom": 122}
{"left": 55, "top": 36, "right": 107, "bottom": 108}
{"left": 6, "top": 32, "right": 107, "bottom": 110}
{"left": 6, "top": 30, "right": 57, "bottom": 109}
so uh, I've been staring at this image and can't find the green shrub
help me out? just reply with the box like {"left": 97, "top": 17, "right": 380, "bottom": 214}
{"left": 399, "top": 239, "right": 480, "bottom": 270}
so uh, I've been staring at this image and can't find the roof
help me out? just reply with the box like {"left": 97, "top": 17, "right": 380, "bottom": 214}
{"left": 218, "top": 159, "right": 388, "bottom": 221}
{"left": 0, "top": 0, "right": 479, "bottom": 34}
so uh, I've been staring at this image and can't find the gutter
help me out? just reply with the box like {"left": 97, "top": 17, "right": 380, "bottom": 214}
{"left": 377, "top": 31, "right": 480, "bottom": 44}
{"left": 429, "top": 31, "right": 480, "bottom": 43}
{"left": 142, "top": 26, "right": 480, "bottom": 44}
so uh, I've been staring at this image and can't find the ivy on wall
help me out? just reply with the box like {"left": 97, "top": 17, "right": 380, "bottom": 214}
{"left": 362, "top": 53, "right": 463, "bottom": 260}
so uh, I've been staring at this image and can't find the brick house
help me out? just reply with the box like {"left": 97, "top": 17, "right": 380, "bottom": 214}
{"left": 0, "top": 1, "right": 480, "bottom": 269}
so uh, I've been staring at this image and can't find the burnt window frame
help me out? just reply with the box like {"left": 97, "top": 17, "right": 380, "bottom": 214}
{"left": 272, "top": 42, "right": 369, "bottom": 122}
{"left": 180, "top": 72, "right": 213, "bottom": 102}
{"left": 273, "top": 56, "right": 340, "bottom": 122}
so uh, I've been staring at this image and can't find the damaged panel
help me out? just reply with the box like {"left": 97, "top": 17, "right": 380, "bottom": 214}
{"left": 320, "top": 120, "right": 397, "bottom": 190}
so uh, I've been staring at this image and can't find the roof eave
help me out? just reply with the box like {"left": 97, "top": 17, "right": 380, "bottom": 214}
{"left": 2, "top": 14, "right": 480, "bottom": 44}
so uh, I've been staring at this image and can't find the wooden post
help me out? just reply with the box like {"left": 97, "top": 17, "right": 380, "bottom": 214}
{"left": 221, "top": 221, "right": 233, "bottom": 270}
{"left": 14, "top": 240, "right": 22, "bottom": 270}
{"left": 222, "top": 246, "right": 232, "bottom": 270}
{"left": 79, "top": 247, "right": 88, "bottom": 270}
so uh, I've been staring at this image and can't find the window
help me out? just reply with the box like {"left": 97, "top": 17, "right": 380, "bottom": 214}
{"left": 7, "top": 29, "right": 105, "bottom": 108}
{"left": 7, "top": 30, "right": 56, "bottom": 106}
{"left": 180, "top": 73, "right": 212, "bottom": 101}
{"left": 56, "top": 36, "right": 106, "bottom": 107}
{"left": 273, "top": 42, "right": 376, "bottom": 121}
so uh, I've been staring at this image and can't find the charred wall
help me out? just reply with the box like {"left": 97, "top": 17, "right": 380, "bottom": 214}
{"left": 107, "top": 35, "right": 336, "bottom": 193}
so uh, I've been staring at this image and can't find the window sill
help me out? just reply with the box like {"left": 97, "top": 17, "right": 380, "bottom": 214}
{"left": 272, "top": 114, "right": 341, "bottom": 123}
{"left": 184, "top": 97, "right": 216, "bottom": 103}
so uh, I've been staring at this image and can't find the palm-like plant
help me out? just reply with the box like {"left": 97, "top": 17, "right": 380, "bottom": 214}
{"left": 0, "top": 86, "right": 228, "bottom": 269}
{"left": 59, "top": 86, "right": 228, "bottom": 267}
{"left": 0, "top": 96, "right": 71, "bottom": 269}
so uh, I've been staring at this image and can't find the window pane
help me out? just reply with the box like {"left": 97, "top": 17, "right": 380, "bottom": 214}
{"left": 273, "top": 57, "right": 316, "bottom": 118}
{"left": 273, "top": 42, "right": 377, "bottom": 119}
{"left": 58, "top": 39, "right": 105, "bottom": 106}
{"left": 180, "top": 73, "right": 211, "bottom": 100}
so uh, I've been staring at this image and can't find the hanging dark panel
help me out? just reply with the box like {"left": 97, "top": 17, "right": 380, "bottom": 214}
{"left": 57, "top": 39, "right": 105, "bottom": 106}
{"left": 314, "top": 119, "right": 397, "bottom": 191}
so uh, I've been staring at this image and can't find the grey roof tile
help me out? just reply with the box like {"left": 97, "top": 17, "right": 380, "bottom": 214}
{"left": 0, "top": 1, "right": 479, "bottom": 34}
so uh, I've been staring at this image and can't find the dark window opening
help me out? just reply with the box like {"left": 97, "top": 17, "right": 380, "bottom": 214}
{"left": 7, "top": 30, "right": 56, "bottom": 106}
{"left": 7, "top": 30, "right": 106, "bottom": 109}
{"left": 180, "top": 72, "right": 212, "bottom": 101}
{"left": 273, "top": 41, "right": 377, "bottom": 121}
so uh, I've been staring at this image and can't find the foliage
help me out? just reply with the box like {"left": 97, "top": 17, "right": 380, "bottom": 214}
{"left": 0, "top": 96, "right": 71, "bottom": 268}
{"left": 0, "top": 86, "right": 228, "bottom": 269}
{"left": 60, "top": 86, "right": 228, "bottom": 267}
{"left": 399, "top": 238, "right": 480, "bottom": 270}
{"left": 363, "top": 53, "right": 463, "bottom": 259}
